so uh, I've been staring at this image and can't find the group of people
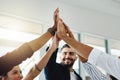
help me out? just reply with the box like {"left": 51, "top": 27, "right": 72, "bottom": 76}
{"left": 0, "top": 8, "right": 120, "bottom": 80}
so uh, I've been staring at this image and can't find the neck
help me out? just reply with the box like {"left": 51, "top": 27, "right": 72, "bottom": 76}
{"left": 69, "top": 67, "right": 74, "bottom": 72}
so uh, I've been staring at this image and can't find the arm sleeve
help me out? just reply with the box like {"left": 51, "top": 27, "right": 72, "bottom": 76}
{"left": 45, "top": 47, "right": 58, "bottom": 66}
{"left": 44, "top": 47, "right": 58, "bottom": 80}
{"left": 0, "top": 43, "right": 34, "bottom": 75}
{"left": 88, "top": 48, "right": 120, "bottom": 79}
{"left": 83, "top": 62, "right": 111, "bottom": 80}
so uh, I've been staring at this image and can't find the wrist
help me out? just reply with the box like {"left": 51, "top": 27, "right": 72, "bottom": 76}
{"left": 47, "top": 28, "right": 55, "bottom": 36}
{"left": 35, "top": 64, "right": 41, "bottom": 72}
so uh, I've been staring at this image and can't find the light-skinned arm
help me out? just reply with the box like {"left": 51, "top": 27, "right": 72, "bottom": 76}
{"left": 0, "top": 8, "right": 59, "bottom": 76}
{"left": 23, "top": 34, "right": 60, "bottom": 80}
{"left": 56, "top": 19, "right": 93, "bottom": 59}
{"left": 56, "top": 19, "right": 120, "bottom": 79}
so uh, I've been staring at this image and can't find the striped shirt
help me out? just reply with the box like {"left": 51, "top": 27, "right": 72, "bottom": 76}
{"left": 88, "top": 48, "right": 120, "bottom": 79}
{"left": 83, "top": 62, "right": 111, "bottom": 80}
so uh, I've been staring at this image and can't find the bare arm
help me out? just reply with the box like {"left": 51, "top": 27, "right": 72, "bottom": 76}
{"left": 27, "top": 31, "right": 52, "bottom": 52}
{"left": 77, "top": 54, "right": 88, "bottom": 63}
{"left": 0, "top": 8, "right": 59, "bottom": 76}
{"left": 28, "top": 8, "right": 59, "bottom": 52}
{"left": 57, "top": 19, "right": 93, "bottom": 59}
{"left": 23, "top": 34, "right": 60, "bottom": 80}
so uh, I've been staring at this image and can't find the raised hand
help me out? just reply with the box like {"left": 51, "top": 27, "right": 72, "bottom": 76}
{"left": 57, "top": 19, "right": 75, "bottom": 40}
{"left": 52, "top": 8, "right": 59, "bottom": 31}
{"left": 63, "top": 21, "right": 75, "bottom": 39}
{"left": 56, "top": 19, "right": 65, "bottom": 39}
{"left": 48, "top": 8, "right": 59, "bottom": 36}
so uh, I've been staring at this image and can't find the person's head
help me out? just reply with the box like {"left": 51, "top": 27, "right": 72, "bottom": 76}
{"left": 2, "top": 65, "right": 23, "bottom": 80}
{"left": 60, "top": 44, "right": 77, "bottom": 68}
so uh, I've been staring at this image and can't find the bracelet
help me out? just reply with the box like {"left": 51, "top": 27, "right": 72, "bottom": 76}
{"left": 35, "top": 64, "right": 41, "bottom": 72}
{"left": 47, "top": 28, "right": 55, "bottom": 36}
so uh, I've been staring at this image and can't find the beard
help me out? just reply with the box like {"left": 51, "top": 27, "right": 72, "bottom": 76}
{"left": 61, "top": 58, "right": 75, "bottom": 68}
{"left": 62, "top": 62, "right": 74, "bottom": 68}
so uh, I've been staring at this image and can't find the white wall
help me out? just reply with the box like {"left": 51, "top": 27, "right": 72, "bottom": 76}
{"left": 0, "top": 0, "right": 120, "bottom": 40}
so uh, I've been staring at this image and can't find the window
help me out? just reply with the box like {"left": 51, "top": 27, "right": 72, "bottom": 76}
{"left": 110, "top": 39, "right": 120, "bottom": 56}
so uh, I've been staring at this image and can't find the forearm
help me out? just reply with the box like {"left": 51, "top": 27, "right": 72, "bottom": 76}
{"left": 78, "top": 55, "right": 88, "bottom": 63}
{"left": 28, "top": 31, "right": 52, "bottom": 52}
{"left": 37, "top": 46, "right": 55, "bottom": 71}
{"left": 0, "top": 43, "right": 33, "bottom": 75}
{"left": 62, "top": 35, "right": 93, "bottom": 59}
{"left": 23, "top": 66, "right": 39, "bottom": 80}
{"left": 24, "top": 46, "right": 56, "bottom": 79}
{"left": 0, "top": 32, "right": 52, "bottom": 75}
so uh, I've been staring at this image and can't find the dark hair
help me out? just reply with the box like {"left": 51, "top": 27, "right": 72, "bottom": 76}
{"left": 109, "top": 75, "right": 118, "bottom": 80}
{"left": 0, "top": 76, "right": 1, "bottom": 80}
{"left": 60, "top": 44, "right": 70, "bottom": 51}
{"left": 2, "top": 72, "right": 7, "bottom": 77}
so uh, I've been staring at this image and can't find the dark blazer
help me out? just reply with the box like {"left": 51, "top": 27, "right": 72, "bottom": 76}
{"left": 44, "top": 47, "right": 82, "bottom": 80}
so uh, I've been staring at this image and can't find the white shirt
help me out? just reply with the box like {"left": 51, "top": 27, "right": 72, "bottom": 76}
{"left": 88, "top": 48, "right": 120, "bottom": 79}
{"left": 83, "top": 62, "right": 111, "bottom": 80}
{"left": 70, "top": 71, "right": 78, "bottom": 80}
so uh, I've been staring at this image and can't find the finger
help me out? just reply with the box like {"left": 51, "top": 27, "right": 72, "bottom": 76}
{"left": 57, "top": 19, "right": 64, "bottom": 31}
{"left": 67, "top": 28, "right": 74, "bottom": 38}
{"left": 56, "top": 33, "right": 61, "bottom": 41}
{"left": 54, "top": 8, "right": 59, "bottom": 23}
{"left": 57, "top": 19, "right": 61, "bottom": 30}
{"left": 63, "top": 21, "right": 75, "bottom": 39}
{"left": 53, "top": 8, "right": 60, "bottom": 31}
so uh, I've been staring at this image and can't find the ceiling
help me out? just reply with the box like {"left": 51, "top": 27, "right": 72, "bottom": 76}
{"left": 0, "top": 0, "right": 120, "bottom": 42}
